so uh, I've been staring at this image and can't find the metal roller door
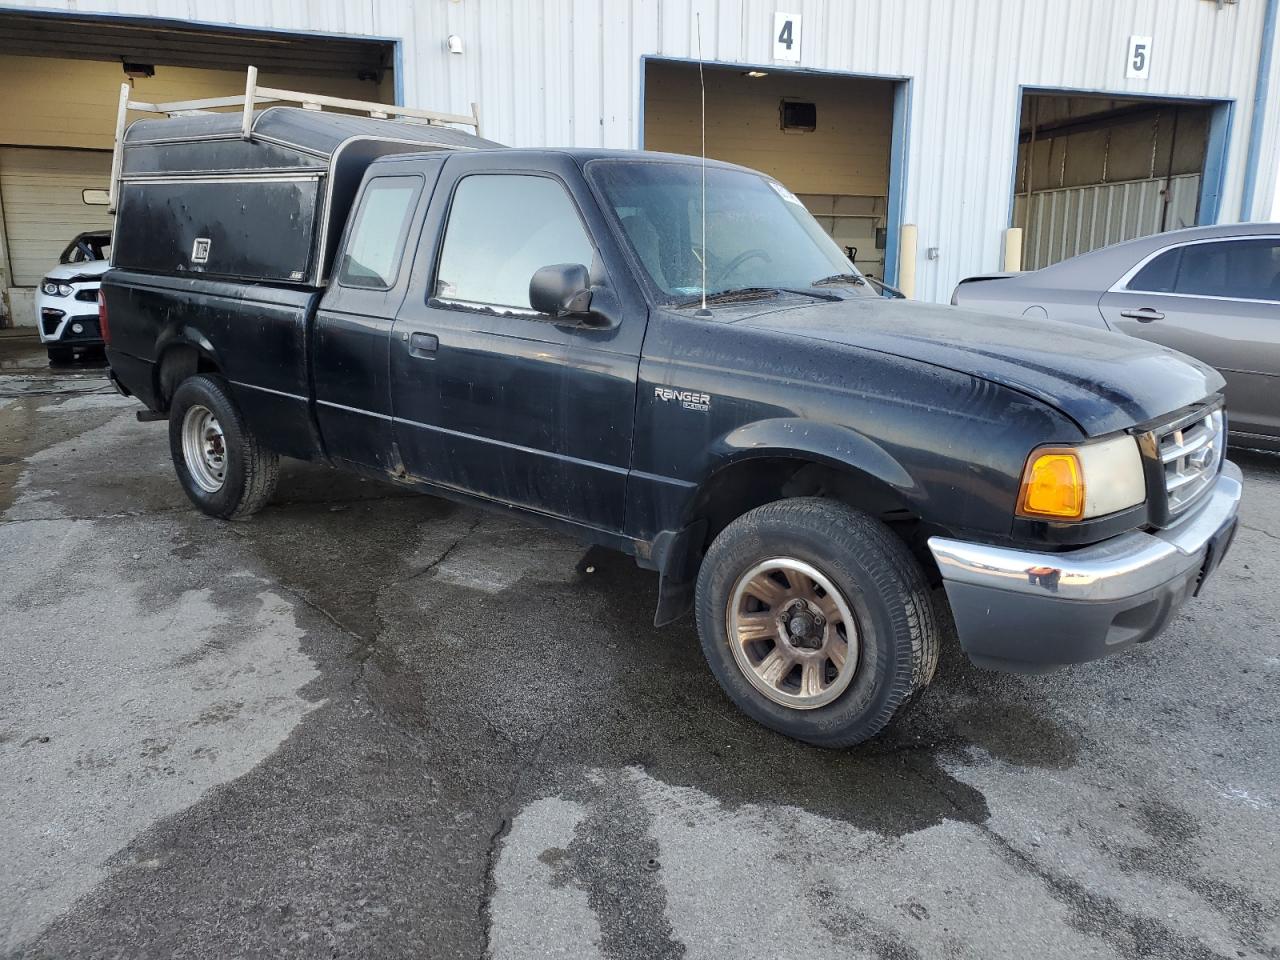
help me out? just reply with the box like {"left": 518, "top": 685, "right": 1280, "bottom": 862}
{"left": 0, "top": 147, "right": 113, "bottom": 287}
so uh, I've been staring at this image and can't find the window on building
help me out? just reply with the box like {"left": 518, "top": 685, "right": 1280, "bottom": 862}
{"left": 435, "top": 174, "right": 595, "bottom": 311}
{"left": 338, "top": 176, "right": 420, "bottom": 289}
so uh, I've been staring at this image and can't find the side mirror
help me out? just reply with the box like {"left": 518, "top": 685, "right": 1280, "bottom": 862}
{"left": 529, "top": 263, "right": 592, "bottom": 318}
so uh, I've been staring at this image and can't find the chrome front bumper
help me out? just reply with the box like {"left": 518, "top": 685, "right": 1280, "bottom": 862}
{"left": 927, "top": 461, "right": 1242, "bottom": 672}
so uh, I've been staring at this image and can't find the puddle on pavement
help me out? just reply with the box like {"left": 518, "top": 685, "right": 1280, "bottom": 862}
{"left": 207, "top": 475, "right": 1089, "bottom": 839}
{"left": 9, "top": 452, "right": 1102, "bottom": 960}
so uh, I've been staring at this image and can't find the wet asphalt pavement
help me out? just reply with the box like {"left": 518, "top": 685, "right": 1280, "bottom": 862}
{"left": 1, "top": 331, "right": 1278, "bottom": 959}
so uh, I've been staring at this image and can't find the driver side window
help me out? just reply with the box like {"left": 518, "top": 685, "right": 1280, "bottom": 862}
{"left": 435, "top": 174, "right": 595, "bottom": 311}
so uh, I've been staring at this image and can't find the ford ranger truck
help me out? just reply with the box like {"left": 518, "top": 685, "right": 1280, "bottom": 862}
{"left": 101, "top": 106, "right": 1242, "bottom": 747}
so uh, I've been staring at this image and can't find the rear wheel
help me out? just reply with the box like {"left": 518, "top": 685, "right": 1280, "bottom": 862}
{"left": 694, "top": 498, "right": 938, "bottom": 748}
{"left": 168, "top": 374, "right": 278, "bottom": 519}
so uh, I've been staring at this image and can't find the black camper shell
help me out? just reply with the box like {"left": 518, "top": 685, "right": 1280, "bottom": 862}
{"left": 113, "top": 107, "right": 500, "bottom": 287}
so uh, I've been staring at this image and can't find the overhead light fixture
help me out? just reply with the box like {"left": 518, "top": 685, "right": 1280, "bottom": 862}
{"left": 122, "top": 61, "right": 155, "bottom": 79}
{"left": 743, "top": 70, "right": 768, "bottom": 78}
{"left": 446, "top": 34, "right": 464, "bottom": 54}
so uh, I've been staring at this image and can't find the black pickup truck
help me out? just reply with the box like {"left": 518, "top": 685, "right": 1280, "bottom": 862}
{"left": 102, "top": 107, "right": 1242, "bottom": 747}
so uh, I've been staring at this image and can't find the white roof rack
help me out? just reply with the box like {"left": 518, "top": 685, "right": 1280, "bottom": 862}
{"left": 109, "top": 65, "right": 481, "bottom": 211}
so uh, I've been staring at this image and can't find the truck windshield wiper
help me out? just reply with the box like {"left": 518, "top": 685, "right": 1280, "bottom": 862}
{"left": 811, "top": 273, "right": 906, "bottom": 299}
{"left": 811, "top": 273, "right": 868, "bottom": 288}
{"left": 674, "top": 286, "right": 839, "bottom": 308}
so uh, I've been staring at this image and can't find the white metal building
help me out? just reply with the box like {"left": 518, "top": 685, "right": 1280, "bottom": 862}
{"left": 0, "top": 0, "right": 1276, "bottom": 320}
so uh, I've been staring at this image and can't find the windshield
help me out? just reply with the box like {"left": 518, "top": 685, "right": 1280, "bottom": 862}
{"left": 589, "top": 160, "right": 868, "bottom": 302}
{"left": 60, "top": 234, "right": 111, "bottom": 264}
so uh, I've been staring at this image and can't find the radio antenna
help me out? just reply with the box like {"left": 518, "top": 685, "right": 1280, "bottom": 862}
{"left": 695, "top": 12, "right": 710, "bottom": 317}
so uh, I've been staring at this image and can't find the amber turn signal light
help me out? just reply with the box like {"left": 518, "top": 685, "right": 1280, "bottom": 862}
{"left": 1017, "top": 449, "right": 1085, "bottom": 520}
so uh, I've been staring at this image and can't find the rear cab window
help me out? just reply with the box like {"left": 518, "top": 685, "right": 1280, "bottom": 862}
{"left": 338, "top": 176, "right": 422, "bottom": 290}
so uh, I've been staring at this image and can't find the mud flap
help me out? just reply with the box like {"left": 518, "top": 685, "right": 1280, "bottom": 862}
{"left": 650, "top": 519, "right": 707, "bottom": 627}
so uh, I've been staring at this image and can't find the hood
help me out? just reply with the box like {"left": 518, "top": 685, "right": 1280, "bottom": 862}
{"left": 44, "top": 259, "right": 110, "bottom": 283}
{"left": 730, "top": 297, "right": 1224, "bottom": 435}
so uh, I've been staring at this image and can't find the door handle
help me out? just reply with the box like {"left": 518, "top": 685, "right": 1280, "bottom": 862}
{"left": 409, "top": 332, "right": 439, "bottom": 356}
{"left": 1119, "top": 308, "right": 1164, "bottom": 322}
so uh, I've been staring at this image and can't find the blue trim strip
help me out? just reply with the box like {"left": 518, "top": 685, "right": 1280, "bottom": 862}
{"left": 1019, "top": 83, "right": 1236, "bottom": 105}
{"left": 0, "top": 3, "right": 401, "bottom": 43}
{"left": 393, "top": 40, "right": 405, "bottom": 106}
{"left": 1006, "top": 89, "right": 1027, "bottom": 229}
{"left": 1242, "top": 0, "right": 1279, "bottom": 219}
{"left": 638, "top": 53, "right": 910, "bottom": 84}
{"left": 637, "top": 56, "right": 648, "bottom": 147}
{"left": 1200, "top": 101, "right": 1234, "bottom": 223}
{"left": 884, "top": 80, "right": 911, "bottom": 287}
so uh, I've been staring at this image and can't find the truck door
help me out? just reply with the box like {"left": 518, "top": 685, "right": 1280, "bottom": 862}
{"left": 389, "top": 155, "right": 647, "bottom": 532}
{"left": 313, "top": 160, "right": 441, "bottom": 472}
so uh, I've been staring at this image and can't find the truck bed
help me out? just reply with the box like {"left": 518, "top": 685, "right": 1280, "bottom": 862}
{"left": 105, "top": 271, "right": 323, "bottom": 462}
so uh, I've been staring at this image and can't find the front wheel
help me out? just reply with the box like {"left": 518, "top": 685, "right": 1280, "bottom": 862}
{"left": 168, "top": 374, "right": 279, "bottom": 519}
{"left": 694, "top": 498, "right": 939, "bottom": 748}
{"left": 47, "top": 346, "right": 73, "bottom": 365}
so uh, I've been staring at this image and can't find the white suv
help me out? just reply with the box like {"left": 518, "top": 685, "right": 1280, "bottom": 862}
{"left": 37, "top": 231, "right": 111, "bottom": 365}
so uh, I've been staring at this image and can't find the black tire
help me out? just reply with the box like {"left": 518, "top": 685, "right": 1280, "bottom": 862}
{"left": 168, "top": 374, "right": 279, "bottom": 519}
{"left": 47, "top": 346, "right": 73, "bottom": 365}
{"left": 694, "top": 498, "right": 938, "bottom": 748}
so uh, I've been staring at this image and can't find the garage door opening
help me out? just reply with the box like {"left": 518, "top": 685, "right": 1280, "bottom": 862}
{"left": 1013, "top": 90, "right": 1230, "bottom": 271}
{"left": 0, "top": 10, "right": 396, "bottom": 326}
{"left": 642, "top": 59, "right": 905, "bottom": 284}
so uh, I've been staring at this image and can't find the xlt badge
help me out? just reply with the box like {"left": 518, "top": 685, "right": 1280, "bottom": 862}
{"left": 655, "top": 386, "right": 711, "bottom": 412}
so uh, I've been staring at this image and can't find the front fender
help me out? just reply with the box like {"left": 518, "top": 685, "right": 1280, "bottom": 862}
{"left": 645, "top": 418, "right": 923, "bottom": 627}
{"left": 709, "top": 418, "right": 921, "bottom": 501}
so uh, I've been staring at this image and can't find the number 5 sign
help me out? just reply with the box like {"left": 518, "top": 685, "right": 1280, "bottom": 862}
{"left": 1126, "top": 35, "right": 1152, "bottom": 79}
{"left": 773, "top": 12, "right": 802, "bottom": 62}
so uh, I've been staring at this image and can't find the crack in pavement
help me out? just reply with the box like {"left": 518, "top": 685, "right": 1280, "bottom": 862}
{"left": 546, "top": 769, "right": 686, "bottom": 960}
{"left": 0, "top": 493, "right": 422, "bottom": 528}
{"left": 269, "top": 579, "right": 375, "bottom": 646}
{"left": 0, "top": 506, "right": 192, "bottom": 526}
{"left": 975, "top": 823, "right": 1232, "bottom": 960}
{"left": 1240, "top": 523, "right": 1280, "bottom": 544}
{"left": 220, "top": 508, "right": 522, "bottom": 768}
{"left": 388, "top": 514, "right": 486, "bottom": 587}
{"left": 481, "top": 725, "right": 555, "bottom": 957}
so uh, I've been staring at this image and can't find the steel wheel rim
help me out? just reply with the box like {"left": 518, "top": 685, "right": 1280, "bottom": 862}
{"left": 726, "top": 557, "right": 859, "bottom": 710}
{"left": 181, "top": 404, "right": 227, "bottom": 493}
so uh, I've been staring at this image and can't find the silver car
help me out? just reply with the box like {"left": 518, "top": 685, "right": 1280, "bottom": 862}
{"left": 952, "top": 223, "right": 1280, "bottom": 451}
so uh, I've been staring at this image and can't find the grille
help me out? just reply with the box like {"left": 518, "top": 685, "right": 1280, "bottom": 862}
{"left": 74, "top": 288, "right": 98, "bottom": 302}
{"left": 1158, "top": 408, "right": 1224, "bottom": 517}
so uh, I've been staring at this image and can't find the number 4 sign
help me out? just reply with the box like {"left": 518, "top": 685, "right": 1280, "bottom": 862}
{"left": 773, "top": 12, "right": 801, "bottom": 62}
{"left": 1126, "top": 35, "right": 1152, "bottom": 80}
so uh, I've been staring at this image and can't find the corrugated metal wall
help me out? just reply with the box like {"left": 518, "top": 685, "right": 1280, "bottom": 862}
{"left": 1014, "top": 173, "right": 1201, "bottom": 271}
{"left": 6, "top": 0, "right": 1279, "bottom": 302}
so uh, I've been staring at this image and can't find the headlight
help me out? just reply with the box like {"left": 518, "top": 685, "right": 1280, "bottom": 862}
{"left": 41, "top": 281, "right": 72, "bottom": 297}
{"left": 1016, "top": 435, "right": 1146, "bottom": 520}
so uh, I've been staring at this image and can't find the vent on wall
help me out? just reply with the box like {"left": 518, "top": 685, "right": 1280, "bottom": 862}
{"left": 780, "top": 100, "right": 817, "bottom": 132}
